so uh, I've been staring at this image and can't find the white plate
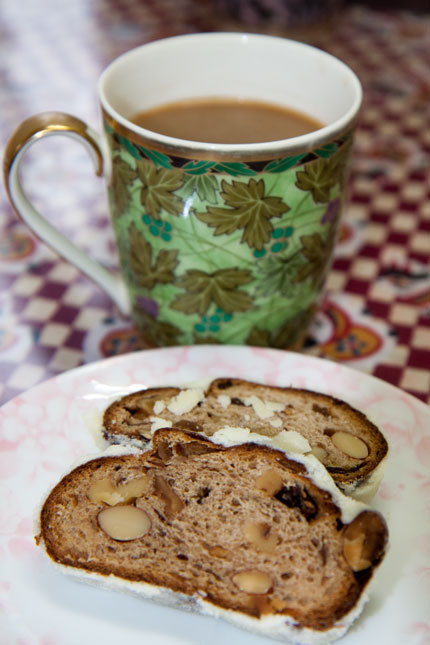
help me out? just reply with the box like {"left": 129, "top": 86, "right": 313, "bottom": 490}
{"left": 0, "top": 346, "right": 429, "bottom": 645}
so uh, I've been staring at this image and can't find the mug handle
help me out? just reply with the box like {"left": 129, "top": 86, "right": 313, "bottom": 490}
{"left": 3, "top": 111, "right": 130, "bottom": 315}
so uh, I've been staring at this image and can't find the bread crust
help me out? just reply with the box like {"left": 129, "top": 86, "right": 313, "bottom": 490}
{"left": 102, "top": 378, "right": 388, "bottom": 493}
{"left": 38, "top": 429, "right": 388, "bottom": 640}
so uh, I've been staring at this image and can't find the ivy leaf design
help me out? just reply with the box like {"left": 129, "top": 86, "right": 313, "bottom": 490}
{"left": 246, "top": 307, "right": 315, "bottom": 350}
{"left": 326, "top": 138, "right": 353, "bottom": 191}
{"left": 110, "top": 156, "right": 138, "bottom": 214}
{"left": 133, "top": 308, "right": 182, "bottom": 347}
{"left": 182, "top": 174, "right": 219, "bottom": 204}
{"left": 255, "top": 254, "right": 306, "bottom": 298}
{"left": 196, "top": 179, "right": 289, "bottom": 251}
{"left": 293, "top": 233, "right": 326, "bottom": 285}
{"left": 295, "top": 158, "right": 338, "bottom": 203}
{"left": 171, "top": 268, "right": 253, "bottom": 315}
{"left": 273, "top": 306, "right": 315, "bottom": 349}
{"left": 247, "top": 327, "right": 271, "bottom": 347}
{"left": 193, "top": 334, "right": 222, "bottom": 344}
{"left": 294, "top": 227, "right": 337, "bottom": 287}
{"left": 263, "top": 154, "right": 306, "bottom": 173}
{"left": 136, "top": 160, "right": 184, "bottom": 218}
{"left": 129, "top": 224, "right": 178, "bottom": 289}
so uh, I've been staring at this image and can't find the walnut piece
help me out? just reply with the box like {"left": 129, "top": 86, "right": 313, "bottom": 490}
{"left": 153, "top": 475, "right": 184, "bottom": 518}
{"left": 343, "top": 511, "right": 387, "bottom": 572}
{"left": 88, "top": 476, "right": 149, "bottom": 506}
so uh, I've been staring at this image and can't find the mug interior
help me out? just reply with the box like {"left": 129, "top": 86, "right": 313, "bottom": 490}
{"left": 99, "top": 33, "right": 362, "bottom": 154}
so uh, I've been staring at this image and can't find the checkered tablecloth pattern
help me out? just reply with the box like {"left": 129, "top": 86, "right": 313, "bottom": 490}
{"left": 0, "top": 0, "right": 429, "bottom": 405}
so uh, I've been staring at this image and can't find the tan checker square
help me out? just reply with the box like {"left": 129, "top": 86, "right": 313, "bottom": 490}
{"left": 378, "top": 121, "right": 400, "bottom": 137}
{"left": 22, "top": 298, "right": 58, "bottom": 322}
{"left": 403, "top": 113, "right": 427, "bottom": 131}
{"left": 345, "top": 203, "right": 368, "bottom": 223}
{"left": 363, "top": 223, "right": 387, "bottom": 245}
{"left": 49, "top": 347, "right": 82, "bottom": 371}
{"left": 409, "top": 232, "right": 430, "bottom": 254}
{"left": 411, "top": 327, "right": 430, "bottom": 350}
{"left": 12, "top": 274, "right": 44, "bottom": 297}
{"left": 74, "top": 307, "right": 107, "bottom": 330}
{"left": 371, "top": 192, "right": 399, "bottom": 213}
{"left": 350, "top": 257, "right": 379, "bottom": 280}
{"left": 353, "top": 177, "right": 378, "bottom": 198}
{"left": 391, "top": 212, "right": 418, "bottom": 233}
{"left": 389, "top": 303, "right": 419, "bottom": 326}
{"left": 381, "top": 245, "right": 407, "bottom": 264}
{"left": 360, "top": 106, "right": 380, "bottom": 124}
{"left": 400, "top": 368, "right": 430, "bottom": 394}
{"left": 342, "top": 293, "right": 365, "bottom": 310}
{"left": 39, "top": 323, "right": 70, "bottom": 347}
{"left": 368, "top": 281, "right": 395, "bottom": 302}
{"left": 420, "top": 201, "right": 430, "bottom": 220}
{"left": 402, "top": 182, "right": 428, "bottom": 203}
{"left": 325, "top": 271, "right": 347, "bottom": 291}
{"left": 47, "top": 262, "right": 79, "bottom": 283}
{"left": 384, "top": 344, "right": 410, "bottom": 367}
{"left": 385, "top": 97, "right": 405, "bottom": 114}
{"left": 387, "top": 164, "right": 408, "bottom": 184}
{"left": 63, "top": 283, "right": 93, "bottom": 307}
{"left": 8, "top": 364, "right": 45, "bottom": 390}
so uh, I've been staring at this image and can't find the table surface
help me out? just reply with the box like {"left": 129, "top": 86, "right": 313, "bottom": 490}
{"left": 0, "top": 0, "right": 429, "bottom": 406}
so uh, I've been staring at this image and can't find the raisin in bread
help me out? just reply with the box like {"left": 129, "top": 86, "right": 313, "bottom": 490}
{"left": 102, "top": 378, "right": 388, "bottom": 500}
{"left": 37, "top": 429, "right": 388, "bottom": 645}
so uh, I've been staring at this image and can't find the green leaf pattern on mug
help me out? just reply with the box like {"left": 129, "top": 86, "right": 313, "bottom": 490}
{"left": 105, "top": 124, "right": 352, "bottom": 347}
{"left": 295, "top": 158, "right": 339, "bottom": 203}
{"left": 129, "top": 223, "right": 178, "bottom": 289}
{"left": 182, "top": 173, "right": 219, "bottom": 204}
{"left": 196, "top": 179, "right": 289, "bottom": 251}
{"left": 110, "top": 156, "right": 138, "bottom": 214}
{"left": 171, "top": 268, "right": 253, "bottom": 315}
{"left": 136, "top": 160, "right": 184, "bottom": 217}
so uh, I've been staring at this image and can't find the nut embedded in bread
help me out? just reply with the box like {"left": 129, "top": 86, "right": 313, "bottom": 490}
{"left": 37, "top": 429, "right": 388, "bottom": 644}
{"left": 102, "top": 378, "right": 388, "bottom": 497}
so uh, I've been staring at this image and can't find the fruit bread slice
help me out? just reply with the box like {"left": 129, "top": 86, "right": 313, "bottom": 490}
{"left": 37, "top": 429, "right": 388, "bottom": 645}
{"left": 102, "top": 378, "right": 388, "bottom": 499}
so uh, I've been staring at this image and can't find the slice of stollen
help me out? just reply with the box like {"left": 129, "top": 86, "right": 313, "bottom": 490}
{"left": 36, "top": 428, "right": 388, "bottom": 645}
{"left": 102, "top": 378, "right": 388, "bottom": 500}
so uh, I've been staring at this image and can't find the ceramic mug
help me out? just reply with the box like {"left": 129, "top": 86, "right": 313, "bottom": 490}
{"left": 4, "top": 33, "right": 362, "bottom": 349}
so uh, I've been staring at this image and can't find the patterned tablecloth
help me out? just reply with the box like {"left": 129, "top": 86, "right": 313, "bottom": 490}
{"left": 0, "top": 0, "right": 429, "bottom": 405}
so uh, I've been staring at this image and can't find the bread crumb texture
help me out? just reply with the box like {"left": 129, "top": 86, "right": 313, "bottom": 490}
{"left": 40, "top": 429, "right": 387, "bottom": 632}
{"left": 102, "top": 379, "right": 388, "bottom": 492}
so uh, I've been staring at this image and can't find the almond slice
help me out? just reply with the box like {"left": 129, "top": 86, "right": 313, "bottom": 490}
{"left": 331, "top": 432, "right": 369, "bottom": 459}
{"left": 98, "top": 505, "right": 151, "bottom": 541}
{"left": 232, "top": 569, "right": 273, "bottom": 594}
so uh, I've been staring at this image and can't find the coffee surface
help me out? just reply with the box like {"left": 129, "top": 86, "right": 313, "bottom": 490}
{"left": 131, "top": 98, "right": 322, "bottom": 144}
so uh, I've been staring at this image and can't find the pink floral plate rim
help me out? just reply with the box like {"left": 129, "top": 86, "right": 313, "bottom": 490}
{"left": 0, "top": 345, "right": 429, "bottom": 645}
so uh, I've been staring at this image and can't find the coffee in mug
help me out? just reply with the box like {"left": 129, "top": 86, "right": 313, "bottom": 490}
{"left": 131, "top": 98, "right": 323, "bottom": 144}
